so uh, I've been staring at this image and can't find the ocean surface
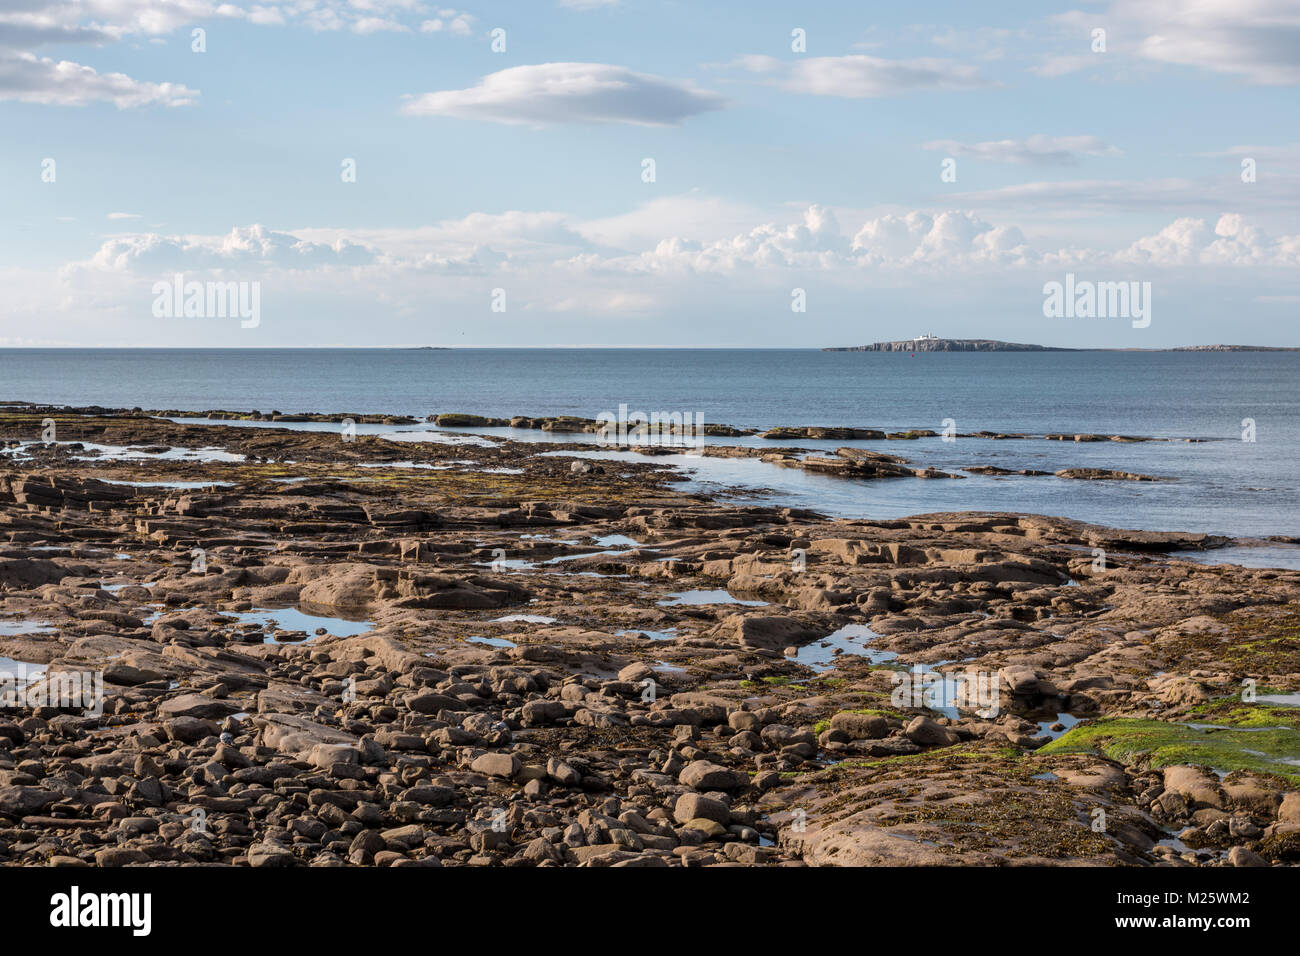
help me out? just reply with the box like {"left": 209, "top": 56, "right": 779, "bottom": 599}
{"left": 2, "top": 349, "right": 1298, "bottom": 551}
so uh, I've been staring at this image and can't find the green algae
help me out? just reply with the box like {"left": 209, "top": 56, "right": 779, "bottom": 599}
{"left": 1040, "top": 716, "right": 1300, "bottom": 782}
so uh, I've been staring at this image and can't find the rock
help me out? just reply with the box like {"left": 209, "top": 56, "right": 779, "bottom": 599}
{"left": 163, "top": 716, "right": 219, "bottom": 743}
{"left": 679, "top": 760, "right": 748, "bottom": 791}
{"left": 681, "top": 818, "right": 727, "bottom": 840}
{"left": 94, "top": 847, "right": 149, "bottom": 866}
{"left": 674, "top": 793, "right": 730, "bottom": 826}
{"left": 547, "top": 757, "right": 582, "bottom": 787}
{"left": 382, "top": 825, "right": 428, "bottom": 850}
{"left": 0, "top": 786, "right": 59, "bottom": 818}
{"left": 618, "top": 662, "right": 654, "bottom": 683}
{"left": 1228, "top": 846, "right": 1268, "bottom": 867}
{"left": 158, "top": 693, "right": 238, "bottom": 720}
{"left": 521, "top": 700, "right": 567, "bottom": 726}
{"left": 471, "top": 753, "right": 520, "bottom": 780}
{"left": 306, "top": 743, "right": 359, "bottom": 771}
{"left": 103, "top": 662, "right": 164, "bottom": 686}
{"left": 523, "top": 837, "right": 564, "bottom": 864}
{"left": 903, "top": 716, "right": 960, "bottom": 747}
{"left": 714, "top": 615, "right": 825, "bottom": 651}
{"left": 248, "top": 843, "right": 296, "bottom": 867}
{"left": 404, "top": 692, "right": 461, "bottom": 715}
{"left": 1278, "top": 792, "right": 1300, "bottom": 824}
{"left": 830, "top": 712, "right": 889, "bottom": 740}
{"left": 998, "top": 666, "right": 1041, "bottom": 696}
{"left": 1163, "top": 765, "right": 1226, "bottom": 810}
{"left": 728, "top": 711, "right": 761, "bottom": 733}
{"left": 258, "top": 713, "right": 357, "bottom": 758}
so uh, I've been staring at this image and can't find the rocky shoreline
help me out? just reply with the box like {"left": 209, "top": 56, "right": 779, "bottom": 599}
{"left": 0, "top": 405, "right": 1296, "bottom": 868}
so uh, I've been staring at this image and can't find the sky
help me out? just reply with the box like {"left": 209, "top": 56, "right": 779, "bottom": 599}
{"left": 1, "top": 0, "right": 1298, "bottom": 348}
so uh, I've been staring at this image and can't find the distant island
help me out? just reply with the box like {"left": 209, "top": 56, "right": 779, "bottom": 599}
{"left": 825, "top": 337, "right": 1300, "bottom": 353}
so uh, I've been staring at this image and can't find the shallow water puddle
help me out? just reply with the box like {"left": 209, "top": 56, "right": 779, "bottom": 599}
{"left": 617, "top": 628, "right": 678, "bottom": 642}
{"left": 657, "top": 589, "right": 767, "bottom": 607}
{"left": 491, "top": 614, "right": 557, "bottom": 624}
{"left": 0, "top": 620, "right": 55, "bottom": 636}
{"left": 653, "top": 661, "right": 688, "bottom": 675}
{"left": 102, "top": 479, "right": 236, "bottom": 489}
{"left": 77, "top": 441, "right": 245, "bottom": 463}
{"left": 790, "top": 623, "right": 897, "bottom": 672}
{"left": 100, "top": 581, "right": 156, "bottom": 593}
{"left": 543, "top": 547, "right": 640, "bottom": 565}
{"left": 591, "top": 534, "right": 643, "bottom": 548}
{"left": 0, "top": 657, "right": 47, "bottom": 690}
{"left": 1036, "top": 712, "right": 1081, "bottom": 741}
{"left": 357, "top": 461, "right": 452, "bottom": 471}
{"left": 222, "top": 606, "right": 372, "bottom": 643}
{"left": 474, "top": 558, "right": 537, "bottom": 571}
{"left": 1257, "top": 692, "right": 1300, "bottom": 707}
{"left": 468, "top": 635, "right": 516, "bottom": 649}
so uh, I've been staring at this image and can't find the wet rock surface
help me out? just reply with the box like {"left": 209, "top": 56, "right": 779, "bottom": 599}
{"left": 0, "top": 406, "right": 1294, "bottom": 867}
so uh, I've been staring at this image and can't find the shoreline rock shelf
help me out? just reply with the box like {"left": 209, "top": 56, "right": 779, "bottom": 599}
{"left": 0, "top": 406, "right": 1293, "bottom": 868}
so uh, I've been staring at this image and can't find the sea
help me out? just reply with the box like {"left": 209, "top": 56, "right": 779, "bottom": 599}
{"left": 2, "top": 348, "right": 1298, "bottom": 562}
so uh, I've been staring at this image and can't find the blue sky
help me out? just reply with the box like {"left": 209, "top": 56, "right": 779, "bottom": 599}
{"left": 2, "top": 0, "right": 1298, "bottom": 347}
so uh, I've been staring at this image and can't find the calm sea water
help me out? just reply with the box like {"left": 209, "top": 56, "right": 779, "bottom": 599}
{"left": 1, "top": 348, "right": 1297, "bottom": 545}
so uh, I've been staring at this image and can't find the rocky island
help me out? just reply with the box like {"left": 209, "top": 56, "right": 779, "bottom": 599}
{"left": 0, "top": 405, "right": 1296, "bottom": 869}
{"left": 826, "top": 338, "right": 1300, "bottom": 352}
{"left": 827, "top": 338, "right": 1071, "bottom": 352}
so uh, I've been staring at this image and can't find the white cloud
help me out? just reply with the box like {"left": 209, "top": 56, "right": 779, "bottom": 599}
{"left": 923, "top": 135, "right": 1120, "bottom": 166}
{"left": 1208, "top": 143, "right": 1300, "bottom": 165}
{"left": 401, "top": 62, "right": 726, "bottom": 126}
{"left": 351, "top": 17, "right": 407, "bottom": 34}
{"left": 420, "top": 11, "right": 474, "bottom": 35}
{"left": 29, "top": 202, "right": 1300, "bottom": 344}
{"left": 949, "top": 175, "right": 1300, "bottom": 217}
{"left": 576, "top": 194, "right": 759, "bottom": 248}
{"left": 74, "top": 224, "right": 376, "bottom": 273}
{"left": 735, "top": 54, "right": 991, "bottom": 97}
{"left": 68, "top": 204, "right": 1300, "bottom": 281}
{"left": 0, "top": 52, "right": 197, "bottom": 107}
{"left": 1046, "top": 0, "right": 1300, "bottom": 85}
{"left": 107, "top": 212, "right": 142, "bottom": 220}
{"left": 0, "top": 1, "right": 479, "bottom": 109}
{"left": 1120, "top": 214, "right": 1300, "bottom": 265}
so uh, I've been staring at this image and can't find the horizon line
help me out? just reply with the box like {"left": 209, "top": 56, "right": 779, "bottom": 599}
{"left": 0, "top": 343, "right": 1298, "bottom": 351}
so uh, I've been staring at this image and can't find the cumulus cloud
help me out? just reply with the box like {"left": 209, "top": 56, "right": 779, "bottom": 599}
{"left": 401, "top": 62, "right": 726, "bottom": 125}
{"left": 35, "top": 203, "right": 1300, "bottom": 345}
{"left": 60, "top": 204, "right": 1300, "bottom": 295}
{"left": 75, "top": 224, "right": 376, "bottom": 273}
{"left": 922, "top": 135, "right": 1120, "bottom": 165}
{"left": 1121, "top": 214, "right": 1300, "bottom": 266}
{"left": 734, "top": 54, "right": 991, "bottom": 97}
